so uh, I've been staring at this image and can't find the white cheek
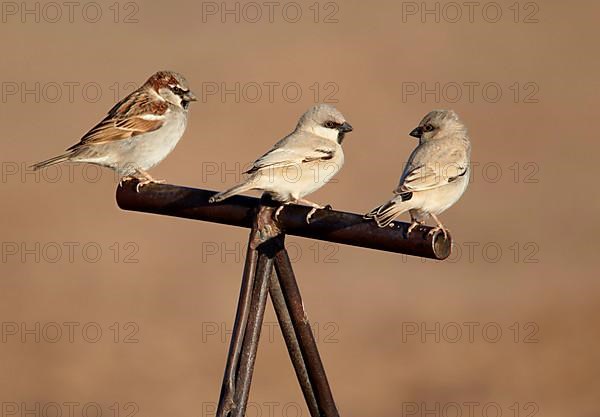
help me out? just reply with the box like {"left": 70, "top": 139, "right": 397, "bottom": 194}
{"left": 159, "top": 88, "right": 181, "bottom": 106}
{"left": 310, "top": 125, "right": 338, "bottom": 141}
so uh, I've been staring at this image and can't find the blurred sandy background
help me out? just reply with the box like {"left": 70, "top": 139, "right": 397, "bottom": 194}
{"left": 1, "top": 0, "right": 598, "bottom": 416}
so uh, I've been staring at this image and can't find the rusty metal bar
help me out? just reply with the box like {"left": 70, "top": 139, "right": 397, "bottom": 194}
{"left": 274, "top": 240, "right": 340, "bottom": 417}
{"left": 269, "top": 272, "right": 320, "bottom": 417}
{"left": 216, "top": 223, "right": 260, "bottom": 417}
{"left": 216, "top": 205, "right": 285, "bottom": 417}
{"left": 231, "top": 251, "right": 273, "bottom": 417}
{"left": 116, "top": 181, "right": 451, "bottom": 260}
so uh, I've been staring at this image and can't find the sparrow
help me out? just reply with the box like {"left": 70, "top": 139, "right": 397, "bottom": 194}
{"left": 365, "top": 110, "right": 471, "bottom": 237}
{"left": 209, "top": 103, "right": 353, "bottom": 222}
{"left": 32, "top": 70, "right": 197, "bottom": 190}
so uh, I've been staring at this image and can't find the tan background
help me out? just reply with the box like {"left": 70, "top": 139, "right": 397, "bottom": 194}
{"left": 1, "top": 1, "right": 598, "bottom": 416}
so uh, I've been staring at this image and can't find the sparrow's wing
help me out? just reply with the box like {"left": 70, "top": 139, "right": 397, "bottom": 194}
{"left": 68, "top": 89, "right": 169, "bottom": 149}
{"left": 245, "top": 133, "right": 336, "bottom": 174}
{"left": 396, "top": 144, "right": 468, "bottom": 193}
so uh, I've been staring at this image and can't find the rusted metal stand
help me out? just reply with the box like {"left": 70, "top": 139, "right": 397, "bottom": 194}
{"left": 116, "top": 181, "right": 452, "bottom": 417}
{"left": 215, "top": 202, "right": 339, "bottom": 417}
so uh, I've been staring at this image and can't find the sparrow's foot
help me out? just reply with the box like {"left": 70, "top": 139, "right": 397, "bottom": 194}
{"left": 135, "top": 178, "right": 165, "bottom": 192}
{"left": 133, "top": 169, "right": 165, "bottom": 192}
{"left": 306, "top": 207, "right": 319, "bottom": 224}
{"left": 305, "top": 205, "right": 333, "bottom": 223}
{"left": 428, "top": 226, "right": 449, "bottom": 239}
{"left": 274, "top": 203, "right": 290, "bottom": 222}
{"left": 406, "top": 221, "right": 421, "bottom": 237}
{"left": 428, "top": 214, "right": 449, "bottom": 239}
{"left": 118, "top": 176, "right": 136, "bottom": 187}
{"left": 297, "top": 199, "right": 330, "bottom": 224}
{"left": 273, "top": 199, "right": 328, "bottom": 224}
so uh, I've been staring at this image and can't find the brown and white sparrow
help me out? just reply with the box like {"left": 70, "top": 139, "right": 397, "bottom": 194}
{"left": 32, "top": 70, "right": 197, "bottom": 190}
{"left": 365, "top": 110, "right": 471, "bottom": 237}
{"left": 209, "top": 103, "right": 353, "bottom": 222}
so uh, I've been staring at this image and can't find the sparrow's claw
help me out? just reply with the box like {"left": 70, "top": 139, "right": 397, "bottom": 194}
{"left": 428, "top": 214, "right": 449, "bottom": 239}
{"left": 305, "top": 207, "right": 319, "bottom": 224}
{"left": 305, "top": 203, "right": 331, "bottom": 223}
{"left": 274, "top": 204, "right": 288, "bottom": 222}
{"left": 135, "top": 178, "right": 165, "bottom": 192}
{"left": 133, "top": 168, "right": 164, "bottom": 192}
{"left": 119, "top": 176, "right": 135, "bottom": 187}
{"left": 406, "top": 221, "right": 421, "bottom": 237}
{"left": 427, "top": 226, "right": 449, "bottom": 239}
{"left": 136, "top": 181, "right": 149, "bottom": 192}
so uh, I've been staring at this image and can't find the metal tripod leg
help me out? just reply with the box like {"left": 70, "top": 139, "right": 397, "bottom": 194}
{"left": 274, "top": 245, "right": 340, "bottom": 417}
{"left": 269, "top": 266, "right": 320, "bottom": 417}
{"left": 230, "top": 251, "right": 273, "bottom": 417}
{"left": 216, "top": 205, "right": 280, "bottom": 417}
{"left": 215, "top": 223, "right": 260, "bottom": 417}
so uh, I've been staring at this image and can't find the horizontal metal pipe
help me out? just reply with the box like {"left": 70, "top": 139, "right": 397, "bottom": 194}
{"left": 115, "top": 181, "right": 451, "bottom": 260}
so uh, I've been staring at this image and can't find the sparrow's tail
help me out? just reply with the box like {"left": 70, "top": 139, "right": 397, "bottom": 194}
{"left": 209, "top": 181, "right": 255, "bottom": 203}
{"left": 364, "top": 192, "right": 414, "bottom": 227}
{"left": 30, "top": 153, "right": 73, "bottom": 171}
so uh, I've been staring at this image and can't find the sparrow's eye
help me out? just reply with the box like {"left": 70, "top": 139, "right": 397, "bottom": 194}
{"left": 171, "top": 85, "right": 186, "bottom": 96}
{"left": 423, "top": 124, "right": 435, "bottom": 132}
{"left": 324, "top": 121, "right": 337, "bottom": 129}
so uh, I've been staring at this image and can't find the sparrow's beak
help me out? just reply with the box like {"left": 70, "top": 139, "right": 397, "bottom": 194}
{"left": 339, "top": 122, "right": 353, "bottom": 133}
{"left": 409, "top": 127, "right": 422, "bottom": 138}
{"left": 185, "top": 90, "right": 198, "bottom": 102}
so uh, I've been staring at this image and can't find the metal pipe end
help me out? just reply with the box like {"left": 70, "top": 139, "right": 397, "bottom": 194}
{"left": 430, "top": 229, "right": 452, "bottom": 260}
